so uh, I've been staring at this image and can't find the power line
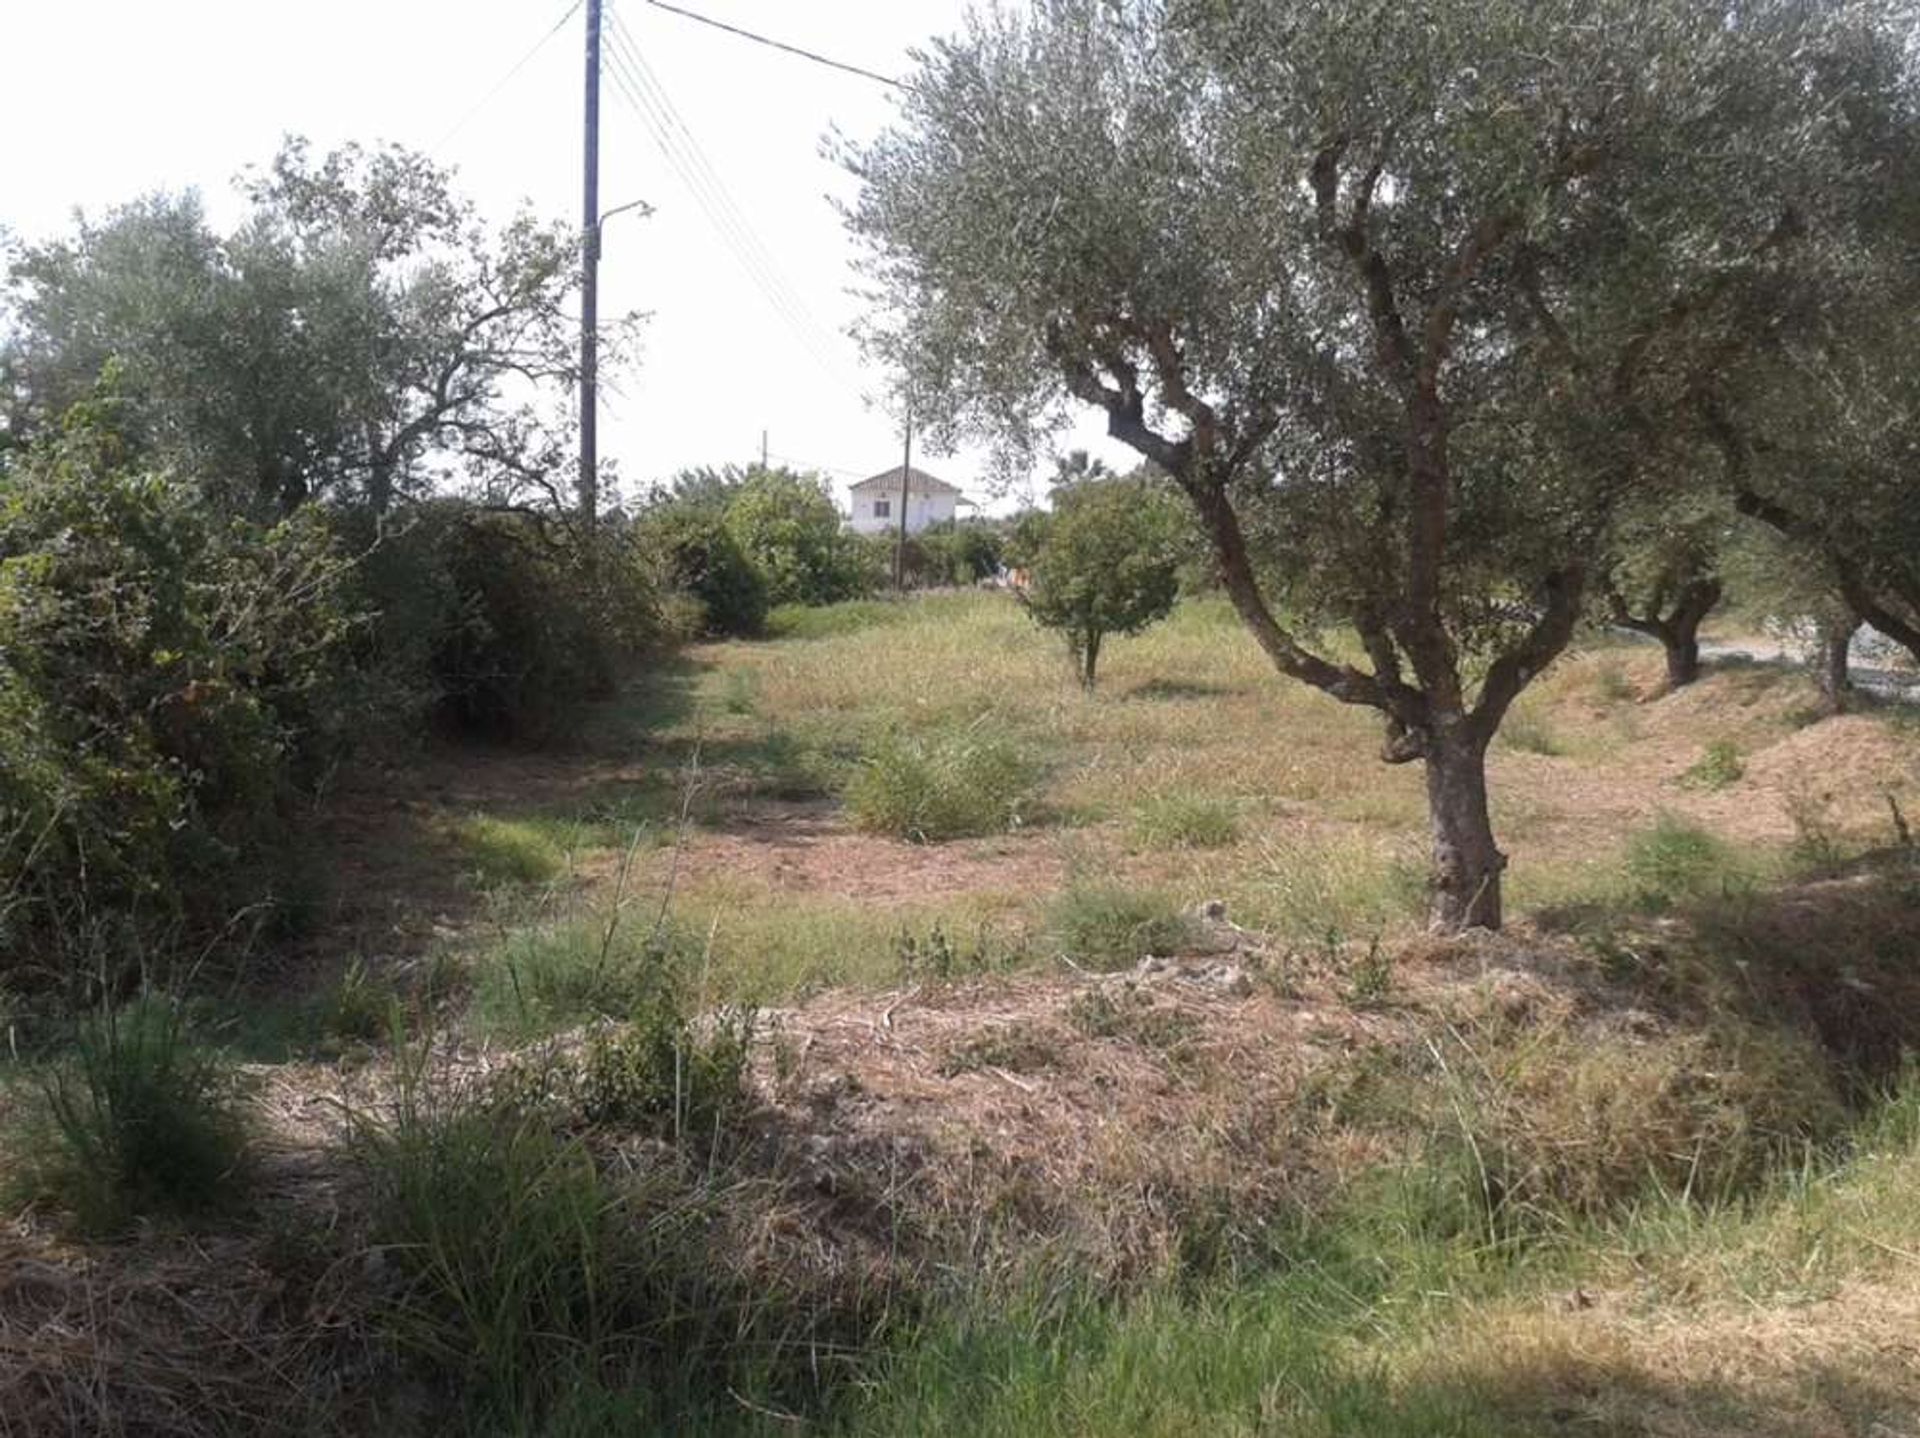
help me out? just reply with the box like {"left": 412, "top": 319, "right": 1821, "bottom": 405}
{"left": 602, "top": 17, "right": 855, "bottom": 382}
{"left": 601, "top": 45, "right": 838, "bottom": 375}
{"left": 608, "top": 18, "right": 843, "bottom": 360}
{"left": 639, "top": 0, "right": 910, "bottom": 91}
{"left": 434, "top": 0, "right": 585, "bottom": 151}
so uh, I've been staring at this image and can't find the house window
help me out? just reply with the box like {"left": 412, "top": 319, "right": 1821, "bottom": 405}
{"left": 873, "top": 499, "right": 891, "bottom": 518}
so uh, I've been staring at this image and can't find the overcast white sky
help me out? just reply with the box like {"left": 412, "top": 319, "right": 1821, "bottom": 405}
{"left": 0, "top": 0, "right": 1132, "bottom": 513}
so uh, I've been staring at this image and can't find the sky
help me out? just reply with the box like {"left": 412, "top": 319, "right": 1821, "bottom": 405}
{"left": 0, "top": 0, "right": 1132, "bottom": 514}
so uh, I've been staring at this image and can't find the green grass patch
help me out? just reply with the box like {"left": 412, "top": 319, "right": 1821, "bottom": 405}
{"left": 1496, "top": 700, "right": 1562, "bottom": 756}
{"left": 1623, "top": 813, "right": 1763, "bottom": 909}
{"left": 1247, "top": 833, "right": 1428, "bottom": 943}
{"left": 1044, "top": 885, "right": 1194, "bottom": 970}
{"left": 1680, "top": 738, "right": 1746, "bottom": 790}
{"left": 5, "top": 996, "right": 251, "bottom": 1235}
{"left": 449, "top": 813, "right": 568, "bottom": 886}
{"left": 845, "top": 726, "right": 1038, "bottom": 841}
{"left": 766, "top": 598, "right": 913, "bottom": 640}
{"left": 1130, "top": 792, "right": 1240, "bottom": 850}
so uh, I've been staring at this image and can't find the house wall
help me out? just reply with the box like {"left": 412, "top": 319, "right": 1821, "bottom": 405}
{"left": 846, "top": 489, "right": 959, "bottom": 536}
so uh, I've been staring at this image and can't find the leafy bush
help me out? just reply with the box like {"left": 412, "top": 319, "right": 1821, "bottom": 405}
{"left": 915, "top": 521, "right": 1005, "bottom": 587}
{"left": 6, "top": 995, "right": 251, "bottom": 1234}
{"left": 844, "top": 727, "right": 1036, "bottom": 840}
{"left": 638, "top": 502, "right": 769, "bottom": 637}
{"left": 1131, "top": 793, "right": 1239, "bottom": 849}
{"left": 425, "top": 511, "right": 661, "bottom": 739}
{"left": 722, "top": 467, "right": 878, "bottom": 605}
{"left": 0, "top": 416, "right": 363, "bottom": 985}
{"left": 1044, "top": 885, "right": 1193, "bottom": 969}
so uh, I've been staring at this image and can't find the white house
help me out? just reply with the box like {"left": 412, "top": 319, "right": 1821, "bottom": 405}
{"left": 845, "top": 466, "right": 966, "bottom": 536}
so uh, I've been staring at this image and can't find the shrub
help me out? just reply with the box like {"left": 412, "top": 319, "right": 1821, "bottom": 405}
{"left": 638, "top": 502, "right": 769, "bottom": 637}
{"left": 1018, "top": 477, "right": 1185, "bottom": 689}
{"left": 722, "top": 467, "right": 879, "bottom": 605}
{"left": 1131, "top": 793, "right": 1239, "bottom": 849}
{"left": 569, "top": 1001, "right": 757, "bottom": 1140}
{"left": 425, "top": 511, "right": 661, "bottom": 739}
{"left": 916, "top": 521, "right": 1005, "bottom": 587}
{"left": 6, "top": 995, "right": 251, "bottom": 1234}
{"left": 1045, "top": 885, "right": 1193, "bottom": 969}
{"left": 844, "top": 727, "right": 1036, "bottom": 841}
{"left": 0, "top": 417, "right": 363, "bottom": 986}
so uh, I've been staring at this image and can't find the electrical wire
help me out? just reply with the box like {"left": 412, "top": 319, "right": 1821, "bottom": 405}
{"left": 601, "top": 48, "right": 841, "bottom": 376}
{"left": 602, "top": 15, "right": 857, "bottom": 382}
{"left": 639, "top": 0, "right": 909, "bottom": 91}
{"left": 607, "top": 19, "right": 846, "bottom": 366}
{"left": 433, "top": 0, "right": 585, "bottom": 151}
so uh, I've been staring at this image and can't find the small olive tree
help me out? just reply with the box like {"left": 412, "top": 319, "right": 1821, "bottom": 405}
{"left": 1020, "top": 477, "right": 1182, "bottom": 689}
{"left": 844, "top": 0, "right": 1889, "bottom": 930}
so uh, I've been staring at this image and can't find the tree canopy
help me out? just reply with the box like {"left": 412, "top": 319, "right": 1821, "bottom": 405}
{"left": 1, "top": 139, "right": 636, "bottom": 517}
{"left": 844, "top": 0, "right": 1914, "bottom": 929}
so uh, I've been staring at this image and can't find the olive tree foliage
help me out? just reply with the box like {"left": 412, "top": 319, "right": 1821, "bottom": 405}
{"left": 1018, "top": 476, "right": 1184, "bottom": 688}
{"left": 1694, "top": 21, "right": 1920, "bottom": 669}
{"left": 1599, "top": 486, "right": 1734, "bottom": 691}
{"left": 0, "top": 139, "right": 635, "bottom": 517}
{"left": 843, "top": 0, "right": 1897, "bottom": 930}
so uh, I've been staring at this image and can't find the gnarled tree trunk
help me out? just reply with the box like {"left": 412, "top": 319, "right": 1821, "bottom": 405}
{"left": 1609, "top": 576, "right": 1721, "bottom": 691}
{"left": 1817, "top": 616, "right": 1858, "bottom": 713}
{"left": 1424, "top": 728, "right": 1505, "bottom": 931}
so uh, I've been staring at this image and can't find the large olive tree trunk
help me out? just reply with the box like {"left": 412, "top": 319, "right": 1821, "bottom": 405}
{"left": 1424, "top": 728, "right": 1505, "bottom": 931}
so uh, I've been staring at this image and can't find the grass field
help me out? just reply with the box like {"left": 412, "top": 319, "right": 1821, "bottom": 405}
{"left": 6, "top": 590, "right": 1920, "bottom": 1435}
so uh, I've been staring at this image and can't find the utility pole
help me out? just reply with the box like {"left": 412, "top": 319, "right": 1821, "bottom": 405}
{"left": 578, "top": 0, "right": 603, "bottom": 529}
{"left": 761, "top": 428, "right": 769, "bottom": 471}
{"left": 894, "top": 404, "right": 912, "bottom": 591}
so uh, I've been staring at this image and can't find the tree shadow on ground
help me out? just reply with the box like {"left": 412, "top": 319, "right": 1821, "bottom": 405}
{"left": 1541, "top": 848, "right": 1920, "bottom": 1094}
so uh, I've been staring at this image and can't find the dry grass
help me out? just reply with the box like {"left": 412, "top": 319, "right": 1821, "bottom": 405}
{"left": 6, "top": 597, "right": 1919, "bottom": 1433}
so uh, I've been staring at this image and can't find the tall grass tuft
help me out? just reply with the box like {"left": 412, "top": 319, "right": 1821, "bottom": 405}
{"left": 1623, "top": 813, "right": 1758, "bottom": 909}
{"left": 1130, "top": 792, "right": 1240, "bottom": 850}
{"left": 845, "top": 726, "right": 1036, "bottom": 841}
{"left": 349, "top": 1042, "right": 870, "bottom": 1431}
{"left": 1045, "top": 885, "right": 1193, "bottom": 969}
{"left": 6, "top": 995, "right": 251, "bottom": 1235}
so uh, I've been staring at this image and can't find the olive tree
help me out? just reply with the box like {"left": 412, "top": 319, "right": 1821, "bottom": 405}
{"left": 845, "top": 0, "right": 1875, "bottom": 929}
{"left": 1, "top": 140, "right": 635, "bottom": 518}
{"left": 1600, "top": 489, "right": 1734, "bottom": 691}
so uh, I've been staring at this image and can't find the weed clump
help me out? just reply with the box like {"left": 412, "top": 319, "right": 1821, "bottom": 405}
{"left": 6, "top": 996, "right": 251, "bottom": 1235}
{"left": 1131, "top": 793, "right": 1240, "bottom": 850}
{"left": 845, "top": 727, "right": 1035, "bottom": 841}
{"left": 1680, "top": 739, "right": 1745, "bottom": 791}
{"left": 1624, "top": 813, "right": 1757, "bottom": 909}
{"left": 1046, "top": 886, "right": 1193, "bottom": 969}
